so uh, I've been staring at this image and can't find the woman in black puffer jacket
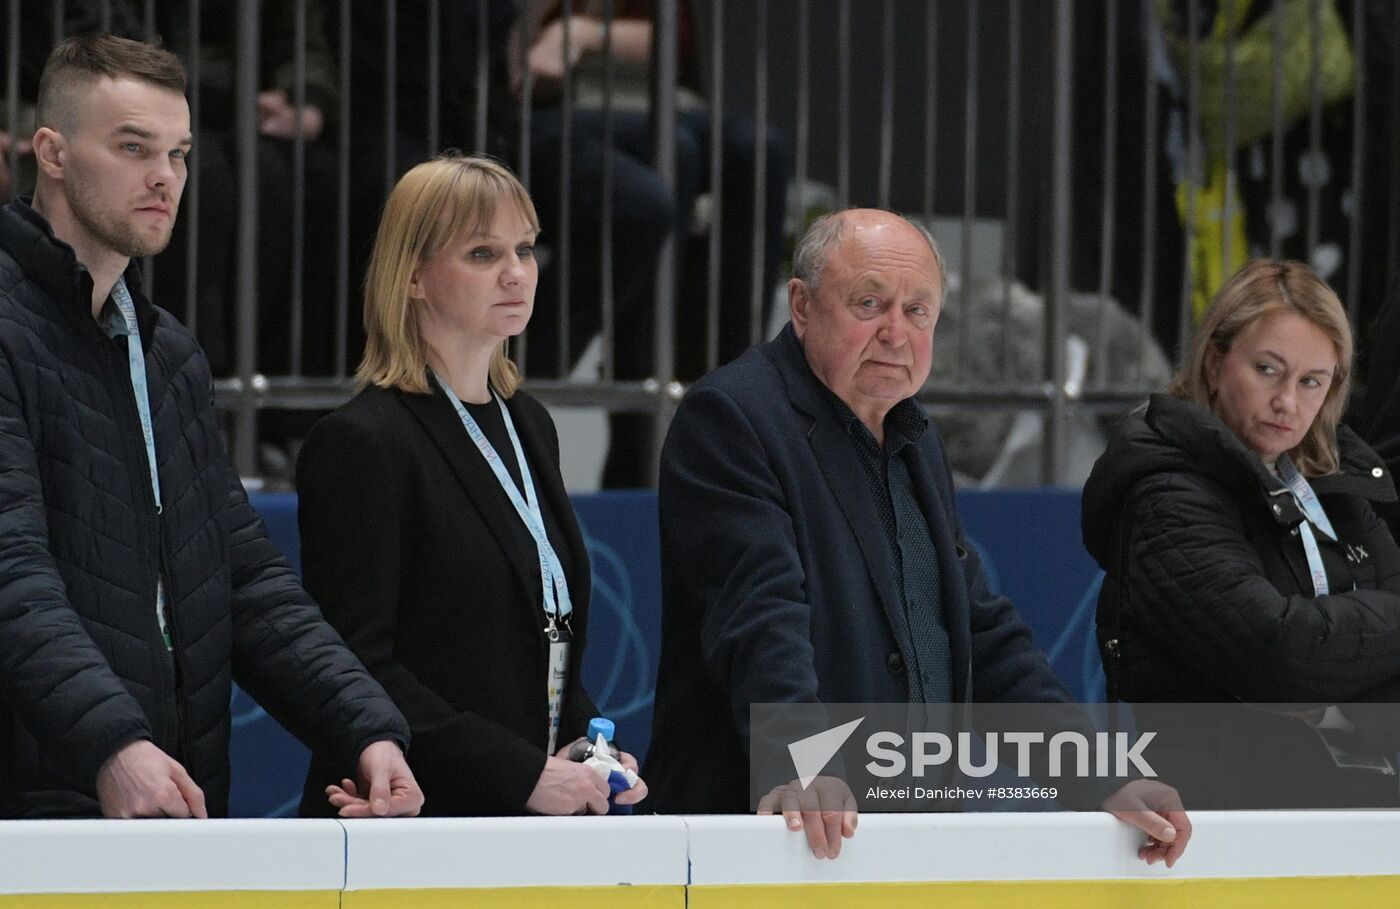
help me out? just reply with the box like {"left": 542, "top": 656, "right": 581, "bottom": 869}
{"left": 1083, "top": 259, "right": 1400, "bottom": 809}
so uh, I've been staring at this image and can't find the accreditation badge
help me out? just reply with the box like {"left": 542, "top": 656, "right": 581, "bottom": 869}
{"left": 546, "top": 640, "right": 570, "bottom": 754}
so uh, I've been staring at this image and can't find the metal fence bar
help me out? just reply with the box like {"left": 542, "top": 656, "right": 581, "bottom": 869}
{"left": 53, "top": 0, "right": 63, "bottom": 42}
{"left": 1137, "top": 0, "right": 1160, "bottom": 378}
{"left": 474, "top": 0, "right": 488, "bottom": 153}
{"left": 515, "top": 9, "right": 535, "bottom": 374}
{"left": 334, "top": 0, "right": 349, "bottom": 377}
{"left": 288, "top": 0, "right": 307, "bottom": 376}
{"left": 99, "top": 0, "right": 110, "bottom": 32}
{"left": 793, "top": 0, "right": 808, "bottom": 227}
{"left": 999, "top": 0, "right": 1019, "bottom": 374}
{"left": 556, "top": 0, "right": 574, "bottom": 378}
{"left": 705, "top": 0, "right": 724, "bottom": 373}
{"left": 382, "top": 0, "right": 397, "bottom": 198}
{"left": 922, "top": 0, "right": 936, "bottom": 218}
{"left": 1345, "top": 0, "right": 1364, "bottom": 324}
{"left": 6, "top": 0, "right": 19, "bottom": 202}
{"left": 1220, "top": 0, "right": 1237, "bottom": 278}
{"left": 1391, "top": 3, "right": 1400, "bottom": 282}
{"left": 1043, "top": 0, "right": 1073, "bottom": 485}
{"left": 1269, "top": 0, "right": 1284, "bottom": 258}
{"left": 599, "top": 0, "right": 616, "bottom": 382}
{"left": 233, "top": 0, "right": 261, "bottom": 476}
{"left": 651, "top": 0, "right": 680, "bottom": 479}
{"left": 1178, "top": 0, "right": 1201, "bottom": 360}
{"left": 426, "top": 0, "right": 439, "bottom": 155}
{"left": 143, "top": 0, "right": 155, "bottom": 39}
{"left": 750, "top": 0, "right": 768, "bottom": 345}
{"left": 1305, "top": 0, "right": 1322, "bottom": 254}
{"left": 836, "top": 0, "right": 850, "bottom": 207}
{"left": 1094, "top": 0, "right": 1119, "bottom": 389}
{"left": 957, "top": 0, "right": 978, "bottom": 375}
{"left": 877, "top": 0, "right": 894, "bottom": 210}
{"left": 184, "top": 0, "right": 201, "bottom": 339}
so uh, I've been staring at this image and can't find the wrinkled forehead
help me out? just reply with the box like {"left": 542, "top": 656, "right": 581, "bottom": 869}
{"left": 825, "top": 225, "right": 942, "bottom": 295}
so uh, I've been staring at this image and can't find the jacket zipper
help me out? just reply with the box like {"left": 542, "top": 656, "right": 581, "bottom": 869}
{"left": 91, "top": 298, "right": 191, "bottom": 767}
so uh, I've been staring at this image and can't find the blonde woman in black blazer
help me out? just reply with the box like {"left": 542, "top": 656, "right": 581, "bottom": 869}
{"left": 296, "top": 154, "right": 646, "bottom": 816}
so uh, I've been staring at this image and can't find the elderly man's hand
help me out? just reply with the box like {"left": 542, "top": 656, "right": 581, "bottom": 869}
{"left": 1101, "top": 779, "right": 1191, "bottom": 868}
{"left": 756, "top": 775, "right": 859, "bottom": 859}
{"left": 324, "top": 740, "right": 424, "bottom": 817}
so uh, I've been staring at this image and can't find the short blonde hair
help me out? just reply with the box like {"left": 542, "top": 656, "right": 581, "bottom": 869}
{"left": 1168, "top": 258, "right": 1352, "bottom": 476}
{"left": 357, "top": 154, "right": 540, "bottom": 397}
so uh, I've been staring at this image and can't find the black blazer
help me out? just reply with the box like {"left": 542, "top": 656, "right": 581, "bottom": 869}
{"left": 295, "top": 382, "right": 598, "bottom": 816}
{"left": 646, "top": 325, "right": 1078, "bottom": 812}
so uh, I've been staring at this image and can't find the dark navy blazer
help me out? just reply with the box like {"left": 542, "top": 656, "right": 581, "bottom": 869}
{"left": 646, "top": 324, "right": 1074, "bottom": 812}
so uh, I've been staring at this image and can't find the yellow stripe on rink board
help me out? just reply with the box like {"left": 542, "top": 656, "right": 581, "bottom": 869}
{"left": 688, "top": 876, "right": 1400, "bottom": 908}
{"left": 342, "top": 885, "right": 685, "bottom": 908}
{"left": 0, "top": 893, "right": 338, "bottom": 908}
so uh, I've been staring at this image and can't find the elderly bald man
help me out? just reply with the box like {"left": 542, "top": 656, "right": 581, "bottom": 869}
{"left": 645, "top": 209, "right": 1190, "bottom": 863}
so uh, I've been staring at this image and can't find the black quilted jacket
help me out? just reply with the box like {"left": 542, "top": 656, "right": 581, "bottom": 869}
{"left": 0, "top": 199, "right": 408, "bottom": 818}
{"left": 1083, "top": 393, "right": 1400, "bottom": 705}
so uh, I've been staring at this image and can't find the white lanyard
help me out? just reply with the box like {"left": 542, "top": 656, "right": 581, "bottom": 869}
{"left": 432, "top": 371, "right": 573, "bottom": 635}
{"left": 112, "top": 278, "right": 170, "bottom": 649}
{"left": 1276, "top": 455, "right": 1338, "bottom": 597}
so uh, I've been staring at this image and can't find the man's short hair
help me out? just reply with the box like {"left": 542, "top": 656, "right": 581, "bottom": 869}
{"left": 36, "top": 34, "right": 187, "bottom": 131}
{"left": 792, "top": 209, "right": 949, "bottom": 305}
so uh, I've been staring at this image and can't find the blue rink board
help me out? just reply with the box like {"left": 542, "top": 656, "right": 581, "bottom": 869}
{"left": 231, "top": 488, "right": 1104, "bottom": 817}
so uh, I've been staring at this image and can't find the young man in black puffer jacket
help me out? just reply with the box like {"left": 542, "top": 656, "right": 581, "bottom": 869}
{"left": 0, "top": 34, "right": 421, "bottom": 820}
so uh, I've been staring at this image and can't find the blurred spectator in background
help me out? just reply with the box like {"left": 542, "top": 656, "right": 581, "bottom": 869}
{"left": 1, "top": 1, "right": 343, "bottom": 379}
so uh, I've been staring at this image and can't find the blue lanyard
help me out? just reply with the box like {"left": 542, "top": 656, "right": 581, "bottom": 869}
{"left": 1276, "top": 455, "right": 1338, "bottom": 597}
{"left": 432, "top": 371, "right": 573, "bottom": 635}
{"left": 112, "top": 278, "right": 161, "bottom": 513}
{"left": 112, "top": 278, "right": 171, "bottom": 649}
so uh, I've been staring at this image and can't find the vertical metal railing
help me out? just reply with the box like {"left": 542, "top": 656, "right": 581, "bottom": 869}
{"left": 793, "top": 0, "right": 809, "bottom": 230}
{"left": 836, "top": 0, "right": 850, "bottom": 208}
{"left": 1043, "top": 0, "right": 1073, "bottom": 485}
{"left": 958, "top": 0, "right": 979, "bottom": 375}
{"left": 12, "top": 0, "right": 1376, "bottom": 484}
{"left": 184, "top": 0, "right": 202, "bottom": 342}
{"left": 704, "top": 0, "right": 725, "bottom": 374}
{"left": 333, "top": 0, "right": 350, "bottom": 378}
{"left": 749, "top": 0, "right": 768, "bottom": 346}
{"left": 1178, "top": 0, "right": 1202, "bottom": 359}
{"left": 473, "top": 0, "right": 488, "bottom": 153}
{"left": 650, "top": 0, "right": 680, "bottom": 485}
{"left": 555, "top": 0, "right": 574, "bottom": 379}
{"left": 999, "top": 0, "right": 1019, "bottom": 373}
{"left": 922, "top": 1, "right": 937, "bottom": 222}
{"left": 381, "top": 0, "right": 397, "bottom": 199}
{"left": 1094, "top": 0, "right": 1119, "bottom": 388}
{"left": 598, "top": 0, "right": 617, "bottom": 383}
{"left": 5, "top": 0, "right": 19, "bottom": 202}
{"left": 1345, "top": 0, "right": 1364, "bottom": 326}
{"left": 877, "top": 0, "right": 894, "bottom": 211}
{"left": 1220, "top": 0, "right": 1237, "bottom": 278}
{"left": 232, "top": 0, "right": 260, "bottom": 476}
{"left": 1305, "top": 0, "right": 1323, "bottom": 254}
{"left": 288, "top": 0, "right": 307, "bottom": 376}
{"left": 1137, "top": 0, "right": 1161, "bottom": 379}
{"left": 1269, "top": 0, "right": 1285, "bottom": 258}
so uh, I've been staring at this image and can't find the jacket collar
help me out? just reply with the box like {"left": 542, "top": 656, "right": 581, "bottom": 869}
{"left": 397, "top": 379, "right": 584, "bottom": 610}
{"left": 1141, "top": 394, "right": 1396, "bottom": 525}
{"left": 763, "top": 323, "right": 919, "bottom": 659}
{"left": 0, "top": 198, "right": 156, "bottom": 341}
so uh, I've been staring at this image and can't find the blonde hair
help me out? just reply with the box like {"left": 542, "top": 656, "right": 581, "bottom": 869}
{"left": 1167, "top": 258, "right": 1352, "bottom": 476}
{"left": 357, "top": 154, "right": 540, "bottom": 397}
